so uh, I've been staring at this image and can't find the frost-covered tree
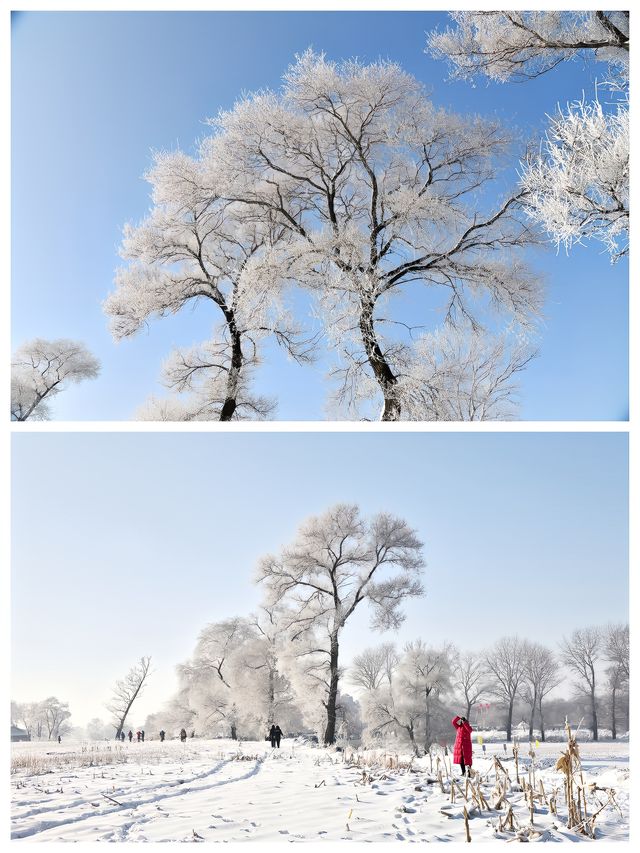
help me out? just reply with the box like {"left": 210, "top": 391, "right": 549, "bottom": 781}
{"left": 107, "top": 656, "right": 152, "bottom": 739}
{"left": 452, "top": 650, "right": 489, "bottom": 720}
{"left": 360, "top": 642, "right": 451, "bottom": 754}
{"left": 603, "top": 622, "right": 629, "bottom": 682}
{"left": 176, "top": 613, "right": 299, "bottom": 739}
{"left": 205, "top": 50, "right": 542, "bottom": 420}
{"left": 395, "top": 326, "right": 536, "bottom": 421}
{"left": 178, "top": 618, "right": 251, "bottom": 738}
{"left": 41, "top": 697, "right": 72, "bottom": 740}
{"left": 603, "top": 623, "right": 629, "bottom": 740}
{"left": 104, "top": 153, "right": 315, "bottom": 421}
{"left": 403, "top": 640, "right": 452, "bottom": 750}
{"left": 519, "top": 642, "right": 561, "bottom": 741}
{"left": 427, "top": 12, "right": 629, "bottom": 83}
{"left": 350, "top": 643, "right": 399, "bottom": 691}
{"left": 11, "top": 338, "right": 100, "bottom": 421}
{"left": 560, "top": 627, "right": 602, "bottom": 741}
{"left": 12, "top": 700, "right": 46, "bottom": 739}
{"left": 256, "top": 503, "right": 425, "bottom": 743}
{"left": 427, "top": 12, "right": 629, "bottom": 261}
{"left": 485, "top": 636, "right": 528, "bottom": 741}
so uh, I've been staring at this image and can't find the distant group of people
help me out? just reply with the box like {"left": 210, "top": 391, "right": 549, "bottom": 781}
{"left": 268, "top": 724, "right": 283, "bottom": 748}
{"left": 115, "top": 729, "right": 145, "bottom": 742}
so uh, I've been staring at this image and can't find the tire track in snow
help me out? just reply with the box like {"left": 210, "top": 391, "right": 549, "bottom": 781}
{"left": 12, "top": 758, "right": 231, "bottom": 822}
{"left": 11, "top": 758, "right": 265, "bottom": 840}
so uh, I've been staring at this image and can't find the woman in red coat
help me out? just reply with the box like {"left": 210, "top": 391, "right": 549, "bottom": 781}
{"left": 452, "top": 715, "right": 473, "bottom": 777}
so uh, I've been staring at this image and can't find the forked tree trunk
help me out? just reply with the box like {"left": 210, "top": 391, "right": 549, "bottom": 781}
{"left": 324, "top": 634, "right": 340, "bottom": 744}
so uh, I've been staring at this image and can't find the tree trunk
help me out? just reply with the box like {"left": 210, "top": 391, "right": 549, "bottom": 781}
{"left": 267, "top": 665, "right": 275, "bottom": 724}
{"left": 424, "top": 688, "right": 431, "bottom": 753}
{"left": 407, "top": 722, "right": 419, "bottom": 756}
{"left": 324, "top": 634, "right": 340, "bottom": 745}
{"left": 230, "top": 724, "right": 237, "bottom": 740}
{"left": 590, "top": 689, "right": 599, "bottom": 741}
{"left": 538, "top": 698, "right": 546, "bottom": 742}
{"left": 506, "top": 699, "right": 514, "bottom": 742}
{"left": 466, "top": 699, "right": 472, "bottom": 720}
{"left": 611, "top": 685, "right": 617, "bottom": 740}
{"left": 358, "top": 299, "right": 400, "bottom": 421}
{"left": 528, "top": 704, "right": 535, "bottom": 741}
{"left": 219, "top": 322, "right": 243, "bottom": 422}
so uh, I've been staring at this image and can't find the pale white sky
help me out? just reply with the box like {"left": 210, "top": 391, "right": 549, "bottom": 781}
{"left": 11, "top": 432, "right": 628, "bottom": 727}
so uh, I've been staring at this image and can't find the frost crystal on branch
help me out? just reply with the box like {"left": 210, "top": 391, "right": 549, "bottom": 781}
{"left": 521, "top": 97, "right": 628, "bottom": 260}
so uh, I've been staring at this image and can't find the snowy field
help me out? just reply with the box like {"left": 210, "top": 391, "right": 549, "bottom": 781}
{"left": 11, "top": 737, "right": 629, "bottom": 842}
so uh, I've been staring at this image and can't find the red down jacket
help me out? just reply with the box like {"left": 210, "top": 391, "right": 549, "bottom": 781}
{"left": 452, "top": 716, "right": 473, "bottom": 765}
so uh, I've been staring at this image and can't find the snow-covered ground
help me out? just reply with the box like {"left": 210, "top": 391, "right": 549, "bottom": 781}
{"left": 11, "top": 737, "right": 629, "bottom": 842}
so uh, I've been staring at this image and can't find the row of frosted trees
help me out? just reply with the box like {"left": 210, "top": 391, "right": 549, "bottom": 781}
{"left": 354, "top": 625, "right": 629, "bottom": 753}
{"left": 144, "top": 503, "right": 627, "bottom": 748}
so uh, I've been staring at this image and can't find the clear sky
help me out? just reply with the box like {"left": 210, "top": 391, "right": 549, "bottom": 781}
{"left": 11, "top": 431, "right": 628, "bottom": 727}
{"left": 11, "top": 11, "right": 628, "bottom": 421}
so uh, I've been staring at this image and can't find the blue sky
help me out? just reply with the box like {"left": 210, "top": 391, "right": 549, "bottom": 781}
{"left": 11, "top": 11, "right": 628, "bottom": 421}
{"left": 12, "top": 431, "right": 628, "bottom": 725}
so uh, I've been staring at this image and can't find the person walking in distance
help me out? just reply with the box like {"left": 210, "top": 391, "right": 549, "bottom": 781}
{"left": 274, "top": 724, "right": 283, "bottom": 748}
{"left": 452, "top": 715, "right": 473, "bottom": 777}
{"left": 128, "top": 730, "right": 133, "bottom": 743}
{"left": 269, "top": 724, "right": 277, "bottom": 748}
{"left": 180, "top": 728, "right": 187, "bottom": 743}
{"left": 159, "top": 730, "right": 165, "bottom": 743}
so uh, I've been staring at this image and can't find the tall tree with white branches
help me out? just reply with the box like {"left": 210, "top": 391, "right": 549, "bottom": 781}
{"left": 256, "top": 503, "right": 425, "bottom": 743}
{"left": 11, "top": 338, "right": 100, "bottom": 421}
{"left": 104, "top": 155, "right": 315, "bottom": 421}
{"left": 560, "top": 627, "right": 602, "bottom": 741}
{"left": 427, "top": 11, "right": 629, "bottom": 260}
{"left": 203, "top": 50, "right": 542, "bottom": 420}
